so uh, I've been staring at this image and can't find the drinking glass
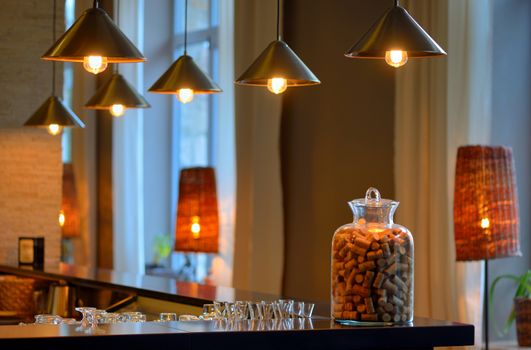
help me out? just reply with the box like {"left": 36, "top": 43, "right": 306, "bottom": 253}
{"left": 235, "top": 301, "right": 249, "bottom": 320}
{"left": 213, "top": 301, "right": 226, "bottom": 319}
{"left": 119, "top": 311, "right": 145, "bottom": 323}
{"left": 277, "top": 299, "right": 294, "bottom": 318}
{"left": 75, "top": 307, "right": 96, "bottom": 327}
{"left": 224, "top": 302, "right": 236, "bottom": 320}
{"left": 201, "top": 304, "right": 216, "bottom": 320}
{"left": 159, "top": 313, "right": 177, "bottom": 322}
{"left": 86, "top": 309, "right": 106, "bottom": 327}
{"left": 248, "top": 302, "right": 263, "bottom": 320}
{"left": 261, "top": 301, "right": 275, "bottom": 320}
{"left": 302, "top": 303, "right": 315, "bottom": 318}
{"left": 99, "top": 312, "right": 120, "bottom": 324}
{"left": 292, "top": 302, "right": 305, "bottom": 318}
{"left": 34, "top": 314, "right": 62, "bottom": 324}
{"left": 179, "top": 314, "right": 200, "bottom": 321}
{"left": 60, "top": 318, "right": 78, "bottom": 325}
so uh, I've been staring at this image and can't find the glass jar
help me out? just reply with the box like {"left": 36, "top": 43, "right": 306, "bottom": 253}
{"left": 331, "top": 187, "right": 413, "bottom": 325}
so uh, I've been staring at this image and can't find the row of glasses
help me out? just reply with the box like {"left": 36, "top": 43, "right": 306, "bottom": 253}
{"left": 212, "top": 300, "right": 314, "bottom": 321}
{"left": 213, "top": 318, "right": 315, "bottom": 331}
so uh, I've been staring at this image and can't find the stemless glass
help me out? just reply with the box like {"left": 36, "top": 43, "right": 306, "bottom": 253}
{"left": 99, "top": 312, "right": 120, "bottom": 324}
{"left": 224, "top": 302, "right": 236, "bottom": 320}
{"left": 234, "top": 301, "right": 249, "bottom": 320}
{"left": 302, "top": 303, "right": 315, "bottom": 318}
{"left": 213, "top": 301, "right": 226, "bottom": 319}
{"left": 248, "top": 302, "right": 263, "bottom": 320}
{"left": 34, "top": 314, "right": 62, "bottom": 324}
{"left": 261, "top": 301, "right": 275, "bottom": 320}
{"left": 201, "top": 304, "right": 216, "bottom": 320}
{"left": 75, "top": 307, "right": 96, "bottom": 327}
{"left": 291, "top": 302, "right": 305, "bottom": 318}
{"left": 277, "top": 299, "right": 294, "bottom": 318}
{"left": 159, "top": 313, "right": 177, "bottom": 322}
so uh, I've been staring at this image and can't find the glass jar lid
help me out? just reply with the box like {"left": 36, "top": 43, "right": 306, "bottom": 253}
{"left": 350, "top": 187, "right": 398, "bottom": 208}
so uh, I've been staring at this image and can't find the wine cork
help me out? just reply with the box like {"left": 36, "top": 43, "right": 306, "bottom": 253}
{"left": 371, "top": 241, "right": 381, "bottom": 250}
{"left": 353, "top": 295, "right": 362, "bottom": 304}
{"left": 382, "top": 313, "right": 392, "bottom": 322}
{"left": 356, "top": 304, "right": 366, "bottom": 313}
{"left": 352, "top": 245, "right": 367, "bottom": 256}
{"left": 355, "top": 274, "right": 364, "bottom": 284}
{"left": 344, "top": 259, "right": 357, "bottom": 270}
{"left": 355, "top": 236, "right": 372, "bottom": 249}
{"left": 383, "top": 280, "right": 398, "bottom": 294}
{"left": 384, "top": 303, "right": 394, "bottom": 312}
{"left": 362, "top": 271, "right": 375, "bottom": 288}
{"left": 381, "top": 243, "right": 391, "bottom": 257}
{"left": 344, "top": 302, "right": 354, "bottom": 311}
{"left": 361, "top": 313, "right": 378, "bottom": 322}
{"left": 377, "top": 297, "right": 387, "bottom": 307}
{"left": 365, "top": 297, "right": 375, "bottom": 314}
{"left": 342, "top": 311, "right": 359, "bottom": 320}
{"left": 391, "top": 295, "right": 404, "bottom": 307}
{"left": 333, "top": 311, "right": 343, "bottom": 319}
{"left": 373, "top": 272, "right": 385, "bottom": 288}
{"left": 359, "top": 260, "right": 376, "bottom": 272}
{"left": 352, "top": 284, "right": 370, "bottom": 297}
{"left": 333, "top": 303, "right": 344, "bottom": 312}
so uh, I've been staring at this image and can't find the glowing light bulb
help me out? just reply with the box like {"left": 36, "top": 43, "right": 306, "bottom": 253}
{"left": 267, "top": 77, "right": 288, "bottom": 94}
{"left": 47, "top": 124, "right": 63, "bottom": 136}
{"left": 481, "top": 218, "right": 490, "bottom": 229}
{"left": 83, "top": 56, "right": 108, "bottom": 74}
{"left": 385, "top": 50, "right": 408, "bottom": 68}
{"left": 110, "top": 104, "right": 125, "bottom": 117}
{"left": 177, "top": 89, "right": 194, "bottom": 103}
{"left": 191, "top": 216, "right": 201, "bottom": 239}
{"left": 58, "top": 210, "right": 65, "bottom": 227}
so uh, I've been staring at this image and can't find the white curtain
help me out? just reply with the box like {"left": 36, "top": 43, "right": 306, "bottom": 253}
{"left": 232, "top": 0, "right": 285, "bottom": 295}
{"left": 395, "top": 0, "right": 493, "bottom": 348}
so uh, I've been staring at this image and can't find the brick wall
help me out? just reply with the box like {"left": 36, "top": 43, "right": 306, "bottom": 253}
{"left": 0, "top": 0, "right": 65, "bottom": 265}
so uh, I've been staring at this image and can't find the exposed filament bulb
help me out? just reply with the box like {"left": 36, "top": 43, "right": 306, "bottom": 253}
{"left": 47, "top": 124, "right": 63, "bottom": 136}
{"left": 385, "top": 50, "right": 408, "bottom": 68}
{"left": 83, "top": 56, "right": 108, "bottom": 74}
{"left": 267, "top": 77, "right": 288, "bottom": 94}
{"left": 177, "top": 89, "right": 194, "bottom": 103}
{"left": 110, "top": 104, "right": 125, "bottom": 117}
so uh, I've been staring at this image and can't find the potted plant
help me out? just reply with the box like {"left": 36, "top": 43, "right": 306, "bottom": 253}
{"left": 490, "top": 270, "right": 531, "bottom": 346}
{"left": 146, "top": 234, "right": 172, "bottom": 269}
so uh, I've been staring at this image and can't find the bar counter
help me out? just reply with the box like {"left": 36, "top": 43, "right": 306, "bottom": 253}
{"left": 0, "top": 264, "right": 474, "bottom": 349}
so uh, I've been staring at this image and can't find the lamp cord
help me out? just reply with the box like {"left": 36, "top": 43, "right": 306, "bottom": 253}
{"left": 276, "top": 0, "right": 280, "bottom": 40}
{"left": 115, "top": 0, "right": 119, "bottom": 74}
{"left": 52, "top": 0, "right": 56, "bottom": 95}
{"left": 184, "top": 0, "right": 188, "bottom": 55}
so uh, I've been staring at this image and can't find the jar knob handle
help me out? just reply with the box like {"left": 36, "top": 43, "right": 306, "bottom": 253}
{"left": 365, "top": 187, "right": 381, "bottom": 202}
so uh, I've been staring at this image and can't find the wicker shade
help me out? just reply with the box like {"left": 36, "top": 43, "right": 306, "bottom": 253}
{"left": 454, "top": 145, "right": 521, "bottom": 261}
{"left": 175, "top": 167, "right": 219, "bottom": 253}
{"left": 60, "top": 164, "right": 80, "bottom": 238}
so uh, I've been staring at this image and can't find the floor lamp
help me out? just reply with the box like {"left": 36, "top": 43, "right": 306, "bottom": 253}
{"left": 454, "top": 145, "right": 521, "bottom": 350}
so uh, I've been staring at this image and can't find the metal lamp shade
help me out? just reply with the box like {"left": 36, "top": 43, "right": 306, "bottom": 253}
{"left": 345, "top": 4, "right": 446, "bottom": 58}
{"left": 175, "top": 167, "right": 219, "bottom": 253}
{"left": 236, "top": 40, "right": 320, "bottom": 86}
{"left": 149, "top": 55, "right": 221, "bottom": 94}
{"left": 453, "top": 146, "right": 521, "bottom": 261}
{"left": 24, "top": 96, "right": 85, "bottom": 128}
{"left": 42, "top": 7, "right": 145, "bottom": 63}
{"left": 85, "top": 73, "right": 150, "bottom": 109}
{"left": 61, "top": 164, "right": 81, "bottom": 238}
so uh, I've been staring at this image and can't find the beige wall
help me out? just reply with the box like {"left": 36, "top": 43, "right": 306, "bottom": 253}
{"left": 0, "top": 0, "right": 64, "bottom": 265}
{"left": 281, "top": 0, "right": 396, "bottom": 300}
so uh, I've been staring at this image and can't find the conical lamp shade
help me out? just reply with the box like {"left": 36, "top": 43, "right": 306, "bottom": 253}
{"left": 42, "top": 7, "right": 145, "bottom": 63}
{"left": 345, "top": 4, "right": 446, "bottom": 58}
{"left": 149, "top": 55, "right": 221, "bottom": 94}
{"left": 24, "top": 96, "right": 85, "bottom": 128}
{"left": 236, "top": 40, "right": 320, "bottom": 86}
{"left": 85, "top": 73, "right": 150, "bottom": 109}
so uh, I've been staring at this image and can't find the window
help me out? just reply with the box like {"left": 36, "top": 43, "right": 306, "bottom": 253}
{"left": 171, "top": 0, "right": 220, "bottom": 282}
{"left": 173, "top": 0, "right": 219, "bottom": 168}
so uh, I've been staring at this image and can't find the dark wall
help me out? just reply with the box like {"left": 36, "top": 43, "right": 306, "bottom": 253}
{"left": 489, "top": 0, "right": 531, "bottom": 342}
{"left": 281, "top": 0, "right": 396, "bottom": 301}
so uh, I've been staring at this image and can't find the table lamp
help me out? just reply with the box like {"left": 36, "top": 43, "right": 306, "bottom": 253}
{"left": 175, "top": 167, "right": 219, "bottom": 254}
{"left": 454, "top": 145, "right": 521, "bottom": 350}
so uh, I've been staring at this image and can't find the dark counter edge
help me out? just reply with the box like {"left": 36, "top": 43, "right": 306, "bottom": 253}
{"left": 0, "top": 264, "right": 212, "bottom": 307}
{"left": 0, "top": 322, "right": 475, "bottom": 350}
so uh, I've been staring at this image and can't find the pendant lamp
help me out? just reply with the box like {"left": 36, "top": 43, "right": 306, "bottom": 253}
{"left": 24, "top": 0, "right": 85, "bottom": 136}
{"left": 85, "top": 1, "right": 150, "bottom": 117}
{"left": 235, "top": 0, "right": 320, "bottom": 94}
{"left": 149, "top": 0, "right": 221, "bottom": 104}
{"left": 345, "top": 0, "right": 446, "bottom": 68}
{"left": 42, "top": 0, "right": 145, "bottom": 75}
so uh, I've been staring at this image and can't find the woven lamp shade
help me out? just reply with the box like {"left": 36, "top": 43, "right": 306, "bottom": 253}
{"left": 454, "top": 145, "right": 521, "bottom": 261}
{"left": 61, "top": 164, "right": 81, "bottom": 238}
{"left": 175, "top": 167, "right": 219, "bottom": 253}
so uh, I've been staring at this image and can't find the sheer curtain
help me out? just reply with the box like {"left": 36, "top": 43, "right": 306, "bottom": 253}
{"left": 395, "top": 0, "right": 493, "bottom": 348}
